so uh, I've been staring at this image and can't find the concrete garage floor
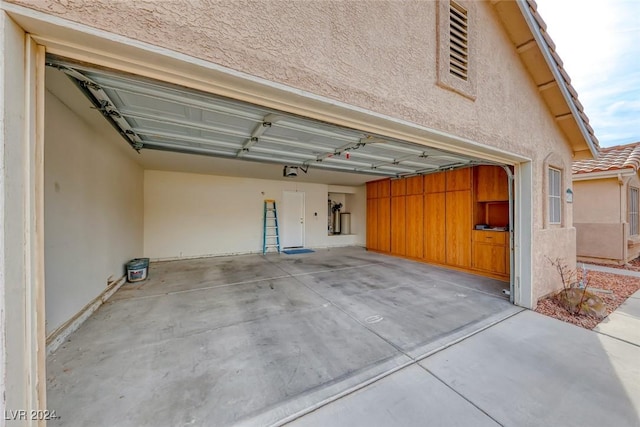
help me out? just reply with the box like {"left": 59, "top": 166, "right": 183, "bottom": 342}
{"left": 47, "top": 247, "right": 521, "bottom": 426}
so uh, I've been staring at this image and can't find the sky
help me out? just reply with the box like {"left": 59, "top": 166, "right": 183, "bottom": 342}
{"left": 535, "top": 0, "right": 640, "bottom": 147}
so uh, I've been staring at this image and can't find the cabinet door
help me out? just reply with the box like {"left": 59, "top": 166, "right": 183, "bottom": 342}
{"left": 391, "top": 179, "right": 406, "bottom": 197}
{"left": 406, "top": 194, "right": 424, "bottom": 258}
{"left": 446, "top": 168, "right": 472, "bottom": 191}
{"left": 366, "top": 181, "right": 378, "bottom": 199}
{"left": 366, "top": 198, "right": 378, "bottom": 250}
{"left": 424, "top": 192, "right": 446, "bottom": 263}
{"left": 445, "top": 190, "right": 472, "bottom": 267}
{"left": 406, "top": 176, "right": 424, "bottom": 195}
{"left": 378, "top": 179, "right": 391, "bottom": 198}
{"left": 424, "top": 172, "right": 446, "bottom": 193}
{"left": 476, "top": 166, "right": 508, "bottom": 201}
{"left": 377, "top": 196, "right": 391, "bottom": 252}
{"left": 391, "top": 196, "right": 406, "bottom": 255}
{"left": 472, "top": 242, "right": 506, "bottom": 274}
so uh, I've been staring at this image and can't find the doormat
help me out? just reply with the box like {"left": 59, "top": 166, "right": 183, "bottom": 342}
{"left": 282, "top": 248, "right": 315, "bottom": 254}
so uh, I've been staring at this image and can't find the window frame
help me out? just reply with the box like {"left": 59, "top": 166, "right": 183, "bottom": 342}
{"left": 548, "top": 167, "right": 562, "bottom": 225}
{"left": 629, "top": 187, "right": 639, "bottom": 236}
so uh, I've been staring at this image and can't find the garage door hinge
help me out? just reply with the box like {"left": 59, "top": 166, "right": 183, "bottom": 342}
{"left": 81, "top": 80, "right": 102, "bottom": 92}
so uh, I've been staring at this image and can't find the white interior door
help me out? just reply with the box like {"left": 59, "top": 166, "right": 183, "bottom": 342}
{"left": 282, "top": 191, "right": 305, "bottom": 248}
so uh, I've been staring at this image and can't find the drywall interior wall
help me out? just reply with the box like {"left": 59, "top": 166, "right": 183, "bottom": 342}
{"left": 44, "top": 90, "right": 144, "bottom": 334}
{"left": 143, "top": 170, "right": 366, "bottom": 260}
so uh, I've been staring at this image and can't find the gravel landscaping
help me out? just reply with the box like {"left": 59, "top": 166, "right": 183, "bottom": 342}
{"left": 535, "top": 267, "right": 640, "bottom": 330}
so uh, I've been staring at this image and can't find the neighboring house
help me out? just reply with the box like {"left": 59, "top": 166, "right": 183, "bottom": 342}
{"left": 573, "top": 142, "right": 640, "bottom": 264}
{"left": 0, "top": 0, "right": 599, "bottom": 417}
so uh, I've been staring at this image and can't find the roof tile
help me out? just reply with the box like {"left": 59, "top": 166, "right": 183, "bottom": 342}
{"left": 573, "top": 142, "right": 640, "bottom": 174}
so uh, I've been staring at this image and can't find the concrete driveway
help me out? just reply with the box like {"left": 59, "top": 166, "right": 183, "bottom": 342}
{"left": 47, "top": 247, "right": 519, "bottom": 426}
{"left": 290, "top": 310, "right": 640, "bottom": 427}
{"left": 47, "top": 247, "right": 639, "bottom": 426}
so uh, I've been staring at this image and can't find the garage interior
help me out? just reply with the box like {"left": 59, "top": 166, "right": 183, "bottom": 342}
{"left": 44, "top": 57, "right": 520, "bottom": 425}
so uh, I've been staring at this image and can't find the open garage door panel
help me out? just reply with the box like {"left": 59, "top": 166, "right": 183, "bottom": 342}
{"left": 46, "top": 56, "right": 492, "bottom": 179}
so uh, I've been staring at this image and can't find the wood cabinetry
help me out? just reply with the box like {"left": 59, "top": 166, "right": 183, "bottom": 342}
{"left": 391, "top": 179, "right": 406, "bottom": 197}
{"left": 366, "top": 179, "right": 391, "bottom": 252}
{"left": 366, "top": 181, "right": 378, "bottom": 199}
{"left": 424, "top": 172, "right": 445, "bottom": 193}
{"left": 472, "top": 230, "right": 509, "bottom": 276}
{"left": 377, "top": 196, "right": 391, "bottom": 252}
{"left": 406, "top": 176, "right": 423, "bottom": 195}
{"left": 365, "top": 167, "right": 509, "bottom": 282}
{"left": 445, "top": 190, "right": 472, "bottom": 267}
{"left": 406, "top": 194, "right": 423, "bottom": 258}
{"left": 378, "top": 179, "right": 391, "bottom": 198}
{"left": 424, "top": 192, "right": 446, "bottom": 263}
{"left": 391, "top": 195, "right": 406, "bottom": 255}
{"left": 446, "top": 168, "right": 472, "bottom": 191}
{"left": 475, "top": 166, "right": 508, "bottom": 201}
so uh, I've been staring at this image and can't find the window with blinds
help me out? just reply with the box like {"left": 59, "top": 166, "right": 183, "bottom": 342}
{"left": 630, "top": 187, "right": 639, "bottom": 236}
{"left": 548, "top": 168, "right": 561, "bottom": 224}
{"left": 449, "top": 1, "right": 469, "bottom": 81}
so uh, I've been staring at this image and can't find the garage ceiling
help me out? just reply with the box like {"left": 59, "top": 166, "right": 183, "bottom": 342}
{"left": 47, "top": 56, "right": 489, "bottom": 180}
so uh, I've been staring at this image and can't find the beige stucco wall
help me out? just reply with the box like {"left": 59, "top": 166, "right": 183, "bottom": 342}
{"left": 44, "top": 89, "right": 144, "bottom": 334}
{"left": 7, "top": 0, "right": 579, "bottom": 303}
{"left": 573, "top": 178, "right": 621, "bottom": 224}
{"left": 143, "top": 170, "right": 366, "bottom": 260}
{"left": 575, "top": 223, "right": 626, "bottom": 263}
{"left": 573, "top": 178, "right": 625, "bottom": 263}
{"left": 573, "top": 174, "right": 640, "bottom": 263}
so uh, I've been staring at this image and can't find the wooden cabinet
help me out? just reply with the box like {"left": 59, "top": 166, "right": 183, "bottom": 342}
{"left": 406, "top": 176, "right": 423, "bottom": 195}
{"left": 424, "top": 172, "right": 446, "bottom": 193}
{"left": 446, "top": 168, "right": 471, "bottom": 191}
{"left": 476, "top": 166, "right": 508, "bottom": 201}
{"left": 365, "top": 165, "right": 510, "bottom": 282}
{"left": 471, "top": 230, "right": 509, "bottom": 276}
{"left": 405, "top": 194, "right": 423, "bottom": 258}
{"left": 445, "top": 190, "right": 472, "bottom": 267}
{"left": 378, "top": 179, "right": 391, "bottom": 198}
{"left": 424, "top": 192, "right": 446, "bottom": 263}
{"left": 366, "top": 181, "right": 378, "bottom": 199}
{"left": 391, "top": 196, "right": 406, "bottom": 255}
{"left": 391, "top": 179, "right": 406, "bottom": 197}
{"left": 377, "top": 196, "right": 391, "bottom": 252}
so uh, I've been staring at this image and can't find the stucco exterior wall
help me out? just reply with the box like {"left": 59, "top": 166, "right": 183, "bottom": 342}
{"left": 6, "top": 2, "right": 567, "bottom": 154}
{"left": 575, "top": 223, "right": 626, "bottom": 264}
{"left": 7, "top": 0, "right": 578, "bottom": 302}
{"left": 573, "top": 178, "right": 621, "bottom": 224}
{"left": 573, "top": 175, "right": 640, "bottom": 263}
{"left": 44, "top": 89, "right": 144, "bottom": 334}
{"left": 534, "top": 228, "right": 576, "bottom": 299}
{"left": 143, "top": 170, "right": 366, "bottom": 260}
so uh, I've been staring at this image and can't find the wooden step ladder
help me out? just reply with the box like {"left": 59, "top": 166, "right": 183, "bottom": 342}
{"left": 263, "top": 199, "right": 281, "bottom": 254}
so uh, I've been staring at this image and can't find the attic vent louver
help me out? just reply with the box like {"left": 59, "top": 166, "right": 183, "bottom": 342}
{"left": 449, "top": 1, "right": 468, "bottom": 81}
